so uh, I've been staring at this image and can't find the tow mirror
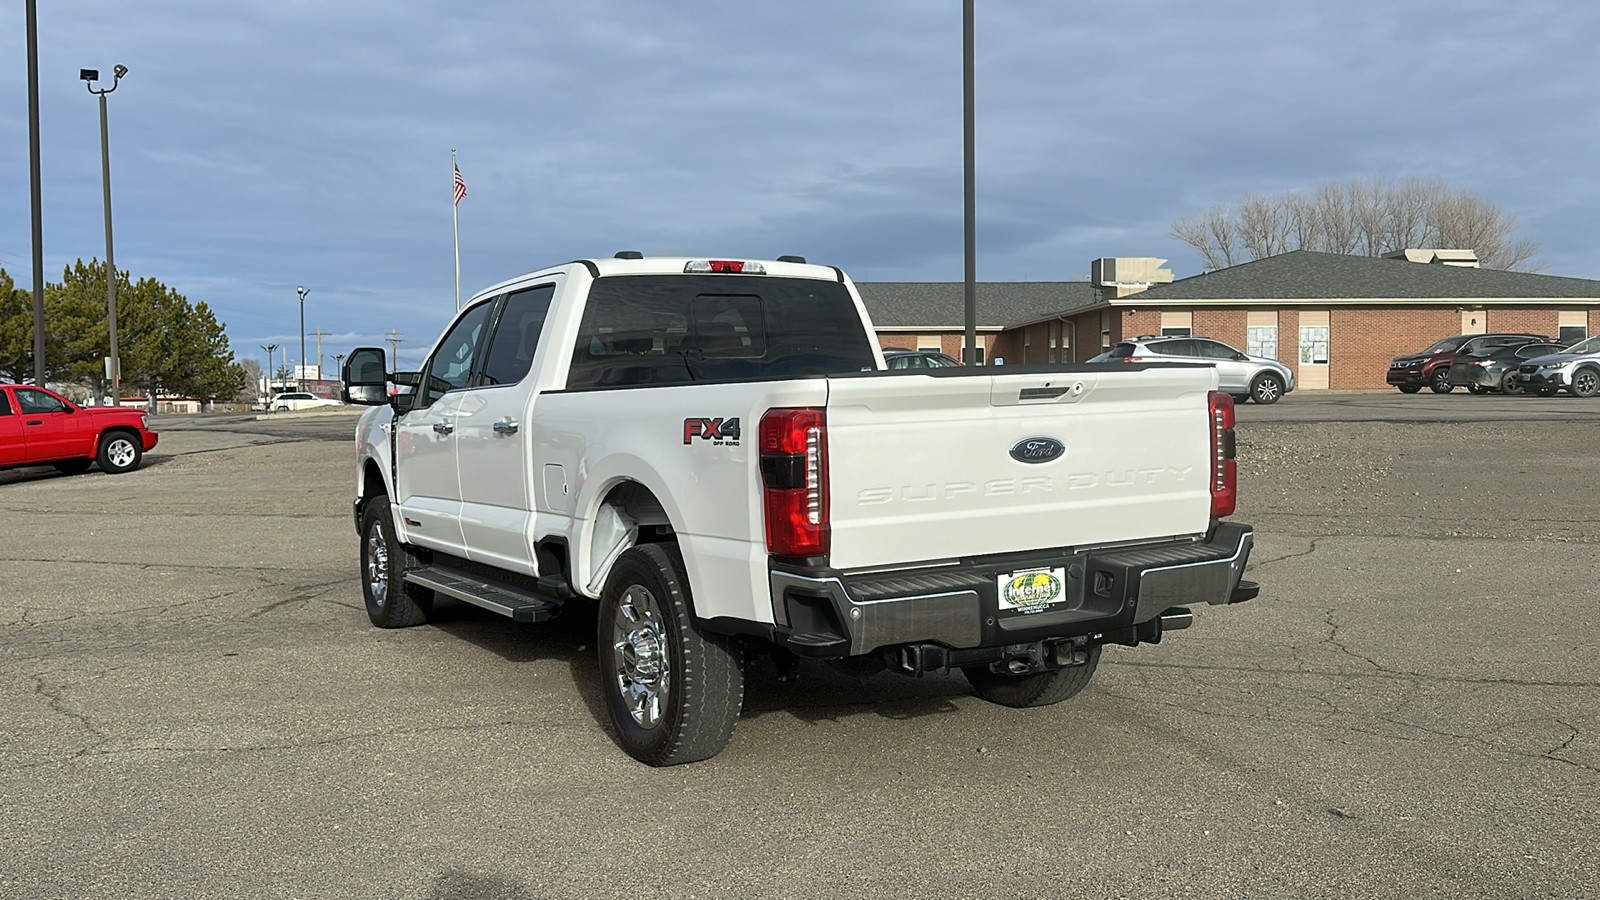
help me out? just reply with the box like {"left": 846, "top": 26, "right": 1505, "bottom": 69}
{"left": 342, "top": 347, "right": 389, "bottom": 406}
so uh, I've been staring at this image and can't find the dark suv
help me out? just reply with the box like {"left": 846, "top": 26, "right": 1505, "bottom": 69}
{"left": 1386, "top": 333, "right": 1550, "bottom": 393}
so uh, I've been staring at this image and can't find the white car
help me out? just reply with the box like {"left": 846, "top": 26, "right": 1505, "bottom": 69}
{"left": 268, "top": 392, "right": 342, "bottom": 412}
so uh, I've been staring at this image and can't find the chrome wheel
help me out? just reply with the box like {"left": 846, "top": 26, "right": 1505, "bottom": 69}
{"left": 612, "top": 585, "right": 671, "bottom": 730}
{"left": 366, "top": 527, "right": 389, "bottom": 609}
{"left": 104, "top": 438, "right": 137, "bottom": 469}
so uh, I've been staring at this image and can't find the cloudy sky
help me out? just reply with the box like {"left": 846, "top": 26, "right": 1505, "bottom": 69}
{"left": 3, "top": 0, "right": 1597, "bottom": 371}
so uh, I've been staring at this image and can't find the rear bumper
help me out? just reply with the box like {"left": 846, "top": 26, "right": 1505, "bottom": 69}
{"left": 766, "top": 522, "right": 1255, "bottom": 659}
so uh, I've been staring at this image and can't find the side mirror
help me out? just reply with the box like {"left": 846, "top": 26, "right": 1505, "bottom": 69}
{"left": 342, "top": 346, "right": 389, "bottom": 406}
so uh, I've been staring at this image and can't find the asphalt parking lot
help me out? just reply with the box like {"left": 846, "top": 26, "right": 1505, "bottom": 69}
{"left": 2, "top": 393, "right": 1596, "bottom": 899}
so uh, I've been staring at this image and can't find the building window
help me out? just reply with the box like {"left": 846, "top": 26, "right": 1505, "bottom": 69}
{"left": 1558, "top": 310, "right": 1587, "bottom": 346}
{"left": 918, "top": 334, "right": 941, "bottom": 352}
{"left": 1247, "top": 326, "right": 1279, "bottom": 360}
{"left": 1160, "top": 326, "right": 1191, "bottom": 336}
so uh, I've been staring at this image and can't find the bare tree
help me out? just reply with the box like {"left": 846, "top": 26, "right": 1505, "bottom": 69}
{"left": 1169, "top": 177, "right": 1544, "bottom": 271}
{"left": 1171, "top": 205, "right": 1240, "bottom": 271}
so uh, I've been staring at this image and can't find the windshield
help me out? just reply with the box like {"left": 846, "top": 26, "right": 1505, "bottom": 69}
{"left": 1422, "top": 337, "right": 1467, "bottom": 354}
{"left": 1563, "top": 335, "right": 1600, "bottom": 354}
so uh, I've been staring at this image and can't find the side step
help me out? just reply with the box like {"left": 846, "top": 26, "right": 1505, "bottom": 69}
{"left": 405, "top": 564, "right": 564, "bottom": 623}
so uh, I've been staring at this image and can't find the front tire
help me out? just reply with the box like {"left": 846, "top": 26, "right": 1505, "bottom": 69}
{"left": 964, "top": 646, "right": 1101, "bottom": 708}
{"left": 1466, "top": 383, "right": 1490, "bottom": 395}
{"left": 358, "top": 495, "right": 434, "bottom": 627}
{"left": 1429, "top": 368, "right": 1454, "bottom": 393}
{"left": 1570, "top": 368, "right": 1599, "bottom": 398}
{"left": 97, "top": 431, "right": 143, "bottom": 474}
{"left": 598, "top": 543, "right": 744, "bottom": 766}
{"left": 1500, "top": 371, "right": 1523, "bottom": 395}
{"left": 1397, "top": 385, "right": 1423, "bottom": 394}
{"left": 1250, "top": 373, "right": 1285, "bottom": 404}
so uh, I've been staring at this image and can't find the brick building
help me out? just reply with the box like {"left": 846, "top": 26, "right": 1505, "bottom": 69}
{"left": 859, "top": 250, "right": 1600, "bottom": 391}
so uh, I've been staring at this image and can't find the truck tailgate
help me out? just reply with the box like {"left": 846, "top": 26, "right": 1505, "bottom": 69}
{"left": 823, "top": 366, "right": 1218, "bottom": 570}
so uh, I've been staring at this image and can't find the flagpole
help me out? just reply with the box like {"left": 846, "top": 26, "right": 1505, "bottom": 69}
{"left": 452, "top": 147, "right": 461, "bottom": 312}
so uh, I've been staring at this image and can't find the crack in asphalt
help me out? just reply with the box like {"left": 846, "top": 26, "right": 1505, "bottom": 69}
{"left": 1322, "top": 607, "right": 1386, "bottom": 672}
{"left": 1246, "top": 538, "right": 1324, "bottom": 570}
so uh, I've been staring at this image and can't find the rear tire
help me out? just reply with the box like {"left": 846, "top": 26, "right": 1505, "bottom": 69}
{"left": 358, "top": 495, "right": 434, "bottom": 627}
{"left": 1500, "top": 371, "right": 1523, "bottom": 395}
{"left": 1230, "top": 394, "right": 1249, "bottom": 404}
{"left": 598, "top": 543, "right": 744, "bottom": 766}
{"left": 1397, "top": 385, "right": 1423, "bottom": 394}
{"left": 1429, "top": 369, "right": 1454, "bottom": 393}
{"left": 1466, "top": 384, "right": 1490, "bottom": 395}
{"left": 97, "top": 431, "right": 143, "bottom": 474}
{"left": 964, "top": 646, "right": 1101, "bottom": 708}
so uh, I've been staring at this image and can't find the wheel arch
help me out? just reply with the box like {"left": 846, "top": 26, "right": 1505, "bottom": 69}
{"left": 576, "top": 473, "right": 686, "bottom": 602}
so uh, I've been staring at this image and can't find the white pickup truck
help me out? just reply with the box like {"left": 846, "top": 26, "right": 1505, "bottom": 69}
{"left": 343, "top": 253, "right": 1259, "bottom": 766}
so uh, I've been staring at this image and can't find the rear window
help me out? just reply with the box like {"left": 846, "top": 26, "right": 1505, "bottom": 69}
{"left": 1106, "top": 343, "right": 1139, "bottom": 359}
{"left": 1423, "top": 337, "right": 1468, "bottom": 354}
{"left": 566, "top": 275, "right": 876, "bottom": 389}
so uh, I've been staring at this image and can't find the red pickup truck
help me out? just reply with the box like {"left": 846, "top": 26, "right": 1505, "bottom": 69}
{"left": 0, "top": 384, "right": 159, "bottom": 475}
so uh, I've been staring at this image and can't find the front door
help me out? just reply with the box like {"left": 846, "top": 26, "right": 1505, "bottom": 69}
{"left": 15, "top": 388, "right": 82, "bottom": 463}
{"left": 0, "top": 389, "right": 25, "bottom": 467}
{"left": 395, "top": 298, "right": 499, "bottom": 557}
{"left": 455, "top": 282, "right": 557, "bottom": 573}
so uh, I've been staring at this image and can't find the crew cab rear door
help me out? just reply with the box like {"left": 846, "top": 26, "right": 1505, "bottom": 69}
{"left": 822, "top": 366, "right": 1218, "bottom": 570}
{"left": 0, "top": 388, "right": 24, "bottom": 467}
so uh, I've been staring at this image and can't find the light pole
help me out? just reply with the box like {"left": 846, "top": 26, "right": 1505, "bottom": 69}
{"left": 296, "top": 286, "right": 309, "bottom": 391}
{"left": 82, "top": 64, "right": 128, "bottom": 403}
{"left": 333, "top": 353, "right": 345, "bottom": 400}
{"left": 259, "top": 343, "right": 278, "bottom": 403}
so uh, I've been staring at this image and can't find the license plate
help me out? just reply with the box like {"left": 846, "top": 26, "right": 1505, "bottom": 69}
{"left": 997, "top": 566, "right": 1068, "bottom": 614}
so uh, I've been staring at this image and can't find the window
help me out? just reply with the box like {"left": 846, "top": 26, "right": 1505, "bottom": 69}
{"left": 1149, "top": 339, "right": 1198, "bottom": 358}
{"left": 1196, "top": 340, "right": 1243, "bottom": 360}
{"left": 1558, "top": 310, "right": 1587, "bottom": 346}
{"left": 16, "top": 389, "right": 69, "bottom": 414}
{"left": 1515, "top": 343, "right": 1562, "bottom": 359}
{"left": 0, "top": 391, "right": 11, "bottom": 416}
{"left": 566, "top": 275, "right": 876, "bottom": 389}
{"left": 1247, "top": 326, "right": 1278, "bottom": 360}
{"left": 1159, "top": 326, "right": 1192, "bottom": 337}
{"left": 420, "top": 300, "right": 497, "bottom": 405}
{"left": 917, "top": 335, "right": 942, "bottom": 352}
{"left": 1559, "top": 325, "right": 1588, "bottom": 345}
{"left": 478, "top": 285, "right": 555, "bottom": 387}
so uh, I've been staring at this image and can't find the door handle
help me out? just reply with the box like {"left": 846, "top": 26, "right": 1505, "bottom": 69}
{"left": 493, "top": 420, "right": 519, "bottom": 435}
{"left": 25, "top": 420, "right": 43, "bottom": 426}
{"left": 432, "top": 421, "right": 454, "bottom": 435}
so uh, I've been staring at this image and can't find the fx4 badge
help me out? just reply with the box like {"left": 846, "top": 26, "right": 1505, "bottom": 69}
{"left": 683, "top": 417, "right": 741, "bottom": 446}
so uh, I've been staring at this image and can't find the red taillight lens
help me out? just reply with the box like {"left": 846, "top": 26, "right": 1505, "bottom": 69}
{"left": 1208, "top": 390, "right": 1237, "bottom": 518}
{"left": 759, "top": 407, "right": 829, "bottom": 557}
{"left": 1121, "top": 356, "right": 1143, "bottom": 363}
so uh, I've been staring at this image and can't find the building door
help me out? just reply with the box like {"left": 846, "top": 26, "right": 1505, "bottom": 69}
{"left": 1460, "top": 310, "right": 1487, "bottom": 335}
{"left": 1298, "top": 311, "right": 1330, "bottom": 390}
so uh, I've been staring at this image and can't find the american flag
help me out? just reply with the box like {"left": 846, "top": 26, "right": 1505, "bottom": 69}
{"left": 453, "top": 165, "right": 468, "bottom": 206}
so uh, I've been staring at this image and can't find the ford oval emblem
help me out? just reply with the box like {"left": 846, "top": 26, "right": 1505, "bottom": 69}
{"left": 1010, "top": 437, "right": 1065, "bottom": 464}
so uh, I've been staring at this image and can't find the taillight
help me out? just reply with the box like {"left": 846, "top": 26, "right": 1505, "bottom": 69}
{"left": 1208, "top": 391, "right": 1237, "bottom": 518}
{"left": 1121, "top": 356, "right": 1143, "bottom": 363}
{"left": 759, "top": 407, "right": 829, "bottom": 557}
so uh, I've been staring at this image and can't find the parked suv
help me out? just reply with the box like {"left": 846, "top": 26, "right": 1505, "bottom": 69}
{"left": 1446, "top": 341, "right": 1564, "bottom": 394}
{"left": 268, "top": 392, "right": 341, "bottom": 412}
{"left": 1514, "top": 335, "right": 1600, "bottom": 397}
{"left": 882, "top": 348, "right": 962, "bottom": 369}
{"left": 1386, "top": 333, "right": 1549, "bottom": 394}
{"left": 1090, "top": 336, "right": 1294, "bottom": 404}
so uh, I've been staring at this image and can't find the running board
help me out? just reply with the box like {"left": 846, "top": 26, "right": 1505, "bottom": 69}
{"left": 405, "top": 564, "right": 563, "bottom": 623}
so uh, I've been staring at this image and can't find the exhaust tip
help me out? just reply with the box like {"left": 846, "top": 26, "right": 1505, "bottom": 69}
{"left": 1159, "top": 607, "right": 1194, "bottom": 631}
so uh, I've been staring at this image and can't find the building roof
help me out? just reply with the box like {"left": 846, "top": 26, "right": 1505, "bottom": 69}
{"left": 1128, "top": 250, "right": 1600, "bottom": 302}
{"left": 856, "top": 281, "right": 1099, "bottom": 330}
